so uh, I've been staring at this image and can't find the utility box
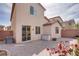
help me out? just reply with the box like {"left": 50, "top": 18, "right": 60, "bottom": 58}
{"left": 4, "top": 36, "right": 14, "bottom": 44}
{"left": 41, "top": 34, "right": 51, "bottom": 41}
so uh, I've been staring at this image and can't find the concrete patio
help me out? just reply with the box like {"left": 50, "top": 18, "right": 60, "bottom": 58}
{"left": 0, "top": 38, "right": 76, "bottom": 56}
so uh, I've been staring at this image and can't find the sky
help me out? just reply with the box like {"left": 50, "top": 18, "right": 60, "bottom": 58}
{"left": 0, "top": 3, "right": 79, "bottom": 26}
{"left": 41, "top": 3, "right": 79, "bottom": 23}
{"left": 0, "top": 3, "right": 12, "bottom": 26}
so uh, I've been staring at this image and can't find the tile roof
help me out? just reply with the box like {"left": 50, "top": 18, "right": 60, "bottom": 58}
{"left": 49, "top": 16, "right": 63, "bottom": 22}
{"left": 43, "top": 20, "right": 63, "bottom": 27}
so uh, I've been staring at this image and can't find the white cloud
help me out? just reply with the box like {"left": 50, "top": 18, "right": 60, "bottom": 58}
{"left": 5, "top": 3, "right": 12, "bottom": 13}
{"left": 41, "top": 3, "right": 79, "bottom": 22}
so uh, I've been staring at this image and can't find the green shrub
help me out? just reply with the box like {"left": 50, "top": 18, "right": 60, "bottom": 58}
{"left": 77, "top": 38, "right": 79, "bottom": 43}
{"left": 75, "top": 48, "right": 79, "bottom": 56}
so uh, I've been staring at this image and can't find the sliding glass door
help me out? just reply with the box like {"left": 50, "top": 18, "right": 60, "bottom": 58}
{"left": 22, "top": 25, "right": 31, "bottom": 41}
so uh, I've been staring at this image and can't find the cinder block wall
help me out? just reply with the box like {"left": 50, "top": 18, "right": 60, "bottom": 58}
{"left": 61, "top": 29, "right": 79, "bottom": 38}
{"left": 0, "top": 31, "right": 13, "bottom": 41}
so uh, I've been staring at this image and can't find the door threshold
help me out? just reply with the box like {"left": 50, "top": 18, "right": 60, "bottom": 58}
{"left": 22, "top": 40, "right": 32, "bottom": 43}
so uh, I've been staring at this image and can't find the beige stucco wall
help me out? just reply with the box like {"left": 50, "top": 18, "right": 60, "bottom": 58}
{"left": 43, "top": 22, "right": 62, "bottom": 40}
{"left": 43, "top": 25, "right": 51, "bottom": 35}
{"left": 51, "top": 22, "right": 62, "bottom": 38}
{"left": 11, "top": 3, "right": 47, "bottom": 43}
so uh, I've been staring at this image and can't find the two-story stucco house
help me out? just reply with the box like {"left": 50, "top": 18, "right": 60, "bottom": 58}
{"left": 10, "top": 3, "right": 48, "bottom": 43}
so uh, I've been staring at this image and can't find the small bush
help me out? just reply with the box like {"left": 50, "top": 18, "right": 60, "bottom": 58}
{"left": 77, "top": 38, "right": 79, "bottom": 43}
{"left": 75, "top": 35, "right": 79, "bottom": 37}
{"left": 75, "top": 48, "right": 79, "bottom": 56}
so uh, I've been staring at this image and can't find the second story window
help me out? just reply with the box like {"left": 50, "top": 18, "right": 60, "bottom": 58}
{"left": 30, "top": 6, "right": 34, "bottom": 15}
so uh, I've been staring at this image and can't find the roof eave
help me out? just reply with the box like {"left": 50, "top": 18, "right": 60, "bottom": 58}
{"left": 44, "top": 16, "right": 50, "bottom": 22}
{"left": 39, "top": 3, "right": 46, "bottom": 11}
{"left": 10, "top": 3, "right": 15, "bottom": 21}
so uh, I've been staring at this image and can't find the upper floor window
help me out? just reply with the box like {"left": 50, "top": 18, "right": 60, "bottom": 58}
{"left": 55, "top": 27, "right": 59, "bottom": 34}
{"left": 30, "top": 6, "right": 35, "bottom": 15}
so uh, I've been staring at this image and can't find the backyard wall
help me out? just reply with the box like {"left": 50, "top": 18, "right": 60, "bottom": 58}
{"left": 61, "top": 29, "right": 79, "bottom": 38}
{"left": 0, "top": 31, "right": 13, "bottom": 41}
